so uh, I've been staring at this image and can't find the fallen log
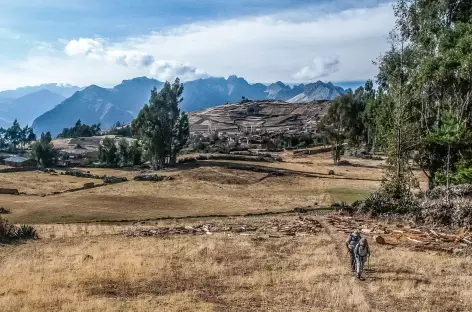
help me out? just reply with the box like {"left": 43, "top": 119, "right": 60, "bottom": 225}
{"left": 407, "top": 237, "right": 424, "bottom": 244}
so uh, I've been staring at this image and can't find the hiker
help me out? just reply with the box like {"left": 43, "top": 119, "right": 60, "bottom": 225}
{"left": 345, "top": 230, "right": 361, "bottom": 271}
{"left": 354, "top": 238, "right": 370, "bottom": 279}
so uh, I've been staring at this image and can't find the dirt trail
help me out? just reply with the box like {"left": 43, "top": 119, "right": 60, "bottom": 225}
{"left": 319, "top": 216, "right": 420, "bottom": 312}
{"left": 318, "top": 216, "right": 379, "bottom": 311}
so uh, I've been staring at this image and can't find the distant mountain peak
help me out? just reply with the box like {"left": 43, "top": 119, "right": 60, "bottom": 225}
{"left": 55, "top": 83, "right": 75, "bottom": 88}
{"left": 287, "top": 80, "right": 345, "bottom": 103}
{"left": 83, "top": 84, "right": 104, "bottom": 92}
{"left": 0, "top": 83, "right": 82, "bottom": 99}
{"left": 227, "top": 75, "right": 248, "bottom": 83}
{"left": 29, "top": 75, "right": 346, "bottom": 136}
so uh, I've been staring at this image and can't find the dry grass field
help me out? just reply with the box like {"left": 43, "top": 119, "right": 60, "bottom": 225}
{"left": 2, "top": 153, "right": 381, "bottom": 224}
{"left": 0, "top": 171, "right": 97, "bottom": 195}
{"left": 1, "top": 230, "right": 368, "bottom": 312}
{"left": 2, "top": 152, "right": 461, "bottom": 312}
{"left": 1, "top": 215, "right": 471, "bottom": 312}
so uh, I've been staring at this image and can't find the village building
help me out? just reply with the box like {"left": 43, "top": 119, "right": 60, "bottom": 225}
{"left": 52, "top": 135, "right": 135, "bottom": 167}
{"left": 3, "top": 156, "right": 37, "bottom": 168}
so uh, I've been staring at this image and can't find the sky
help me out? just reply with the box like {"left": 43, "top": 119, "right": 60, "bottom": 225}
{"left": 0, "top": 0, "right": 394, "bottom": 91}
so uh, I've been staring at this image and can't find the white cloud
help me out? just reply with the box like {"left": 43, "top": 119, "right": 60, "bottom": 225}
{"left": 65, "top": 39, "right": 157, "bottom": 69}
{"left": 0, "top": 2, "right": 395, "bottom": 90}
{"left": 150, "top": 60, "right": 208, "bottom": 81}
{"left": 64, "top": 38, "right": 104, "bottom": 59}
{"left": 105, "top": 50, "right": 155, "bottom": 68}
{"left": 292, "top": 56, "right": 340, "bottom": 81}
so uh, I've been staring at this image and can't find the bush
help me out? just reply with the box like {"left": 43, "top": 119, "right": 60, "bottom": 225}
{"left": 0, "top": 218, "right": 37, "bottom": 241}
{"left": 359, "top": 189, "right": 419, "bottom": 217}
{"left": 16, "top": 225, "right": 37, "bottom": 239}
{"left": 0, "top": 217, "right": 16, "bottom": 239}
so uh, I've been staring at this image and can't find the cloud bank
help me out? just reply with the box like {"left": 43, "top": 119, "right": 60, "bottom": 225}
{"left": 292, "top": 56, "right": 340, "bottom": 81}
{"left": 0, "top": 2, "right": 394, "bottom": 90}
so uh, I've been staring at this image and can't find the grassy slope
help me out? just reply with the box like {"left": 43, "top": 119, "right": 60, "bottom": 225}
{"left": 1, "top": 215, "right": 471, "bottom": 311}
{"left": 0, "top": 231, "right": 369, "bottom": 312}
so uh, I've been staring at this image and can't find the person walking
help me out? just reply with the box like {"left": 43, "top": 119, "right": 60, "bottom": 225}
{"left": 354, "top": 238, "right": 370, "bottom": 279}
{"left": 345, "top": 230, "right": 361, "bottom": 271}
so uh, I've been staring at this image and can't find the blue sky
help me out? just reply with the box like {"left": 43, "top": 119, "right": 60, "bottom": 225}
{"left": 0, "top": 0, "right": 393, "bottom": 90}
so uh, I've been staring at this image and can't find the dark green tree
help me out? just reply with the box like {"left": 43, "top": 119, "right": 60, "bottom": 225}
{"left": 129, "top": 140, "right": 143, "bottom": 166}
{"left": 117, "top": 138, "right": 130, "bottom": 166}
{"left": 5, "top": 119, "right": 22, "bottom": 148}
{"left": 31, "top": 132, "right": 56, "bottom": 168}
{"left": 132, "top": 78, "right": 189, "bottom": 169}
{"left": 98, "top": 137, "right": 118, "bottom": 166}
{"left": 40, "top": 132, "right": 52, "bottom": 144}
{"left": 57, "top": 120, "right": 101, "bottom": 138}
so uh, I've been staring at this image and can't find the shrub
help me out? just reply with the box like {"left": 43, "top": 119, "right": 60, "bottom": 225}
{"left": 0, "top": 217, "right": 16, "bottom": 239}
{"left": 0, "top": 217, "right": 37, "bottom": 241}
{"left": 15, "top": 225, "right": 37, "bottom": 239}
{"left": 359, "top": 189, "right": 419, "bottom": 217}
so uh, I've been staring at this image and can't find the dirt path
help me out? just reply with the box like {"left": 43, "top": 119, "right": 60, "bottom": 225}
{"left": 318, "top": 216, "right": 381, "bottom": 311}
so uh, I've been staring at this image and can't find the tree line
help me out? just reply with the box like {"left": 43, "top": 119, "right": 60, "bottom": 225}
{"left": 98, "top": 137, "right": 143, "bottom": 167}
{"left": 57, "top": 120, "right": 101, "bottom": 138}
{"left": 321, "top": 0, "right": 472, "bottom": 195}
{"left": 0, "top": 119, "right": 36, "bottom": 150}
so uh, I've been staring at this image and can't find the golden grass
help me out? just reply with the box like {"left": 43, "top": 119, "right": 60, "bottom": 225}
{"left": 0, "top": 229, "right": 370, "bottom": 312}
{"left": 2, "top": 153, "right": 384, "bottom": 224}
{"left": 2, "top": 213, "right": 471, "bottom": 311}
{"left": 365, "top": 247, "right": 472, "bottom": 311}
{"left": 0, "top": 171, "right": 96, "bottom": 195}
{"left": 4, "top": 171, "right": 378, "bottom": 223}
{"left": 324, "top": 219, "right": 472, "bottom": 312}
{"left": 0, "top": 152, "right": 459, "bottom": 311}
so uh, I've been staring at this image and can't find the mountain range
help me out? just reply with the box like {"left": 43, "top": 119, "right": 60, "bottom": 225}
{"left": 0, "top": 84, "right": 82, "bottom": 128}
{"left": 0, "top": 83, "right": 82, "bottom": 99}
{"left": 0, "top": 76, "right": 346, "bottom": 136}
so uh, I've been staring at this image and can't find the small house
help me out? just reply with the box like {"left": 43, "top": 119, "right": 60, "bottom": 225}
{"left": 3, "top": 157, "right": 37, "bottom": 168}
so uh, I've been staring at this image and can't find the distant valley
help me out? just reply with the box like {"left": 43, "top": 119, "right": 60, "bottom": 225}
{"left": 0, "top": 76, "right": 347, "bottom": 136}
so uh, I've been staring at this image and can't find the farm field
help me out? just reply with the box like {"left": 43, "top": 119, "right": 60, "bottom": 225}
{"left": 2, "top": 153, "right": 382, "bottom": 224}
{"left": 2, "top": 152, "right": 462, "bottom": 312}
{"left": 0, "top": 170, "right": 97, "bottom": 195}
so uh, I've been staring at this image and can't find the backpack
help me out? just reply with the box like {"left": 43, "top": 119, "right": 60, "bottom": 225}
{"left": 347, "top": 234, "right": 361, "bottom": 250}
{"left": 355, "top": 244, "right": 369, "bottom": 257}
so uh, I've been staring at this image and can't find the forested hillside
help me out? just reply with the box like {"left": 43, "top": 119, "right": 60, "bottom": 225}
{"left": 321, "top": 0, "right": 472, "bottom": 192}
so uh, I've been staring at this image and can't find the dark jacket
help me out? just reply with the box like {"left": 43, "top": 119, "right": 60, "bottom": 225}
{"left": 346, "top": 233, "right": 361, "bottom": 251}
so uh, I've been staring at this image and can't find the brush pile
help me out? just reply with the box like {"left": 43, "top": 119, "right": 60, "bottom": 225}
{"left": 134, "top": 174, "right": 173, "bottom": 182}
{"left": 178, "top": 153, "right": 282, "bottom": 164}
{"left": 419, "top": 185, "right": 472, "bottom": 227}
{"left": 326, "top": 215, "right": 472, "bottom": 254}
{"left": 123, "top": 216, "right": 323, "bottom": 238}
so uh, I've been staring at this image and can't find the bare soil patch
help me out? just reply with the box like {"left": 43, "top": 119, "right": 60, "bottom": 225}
{"left": 0, "top": 171, "right": 96, "bottom": 195}
{"left": 177, "top": 167, "right": 268, "bottom": 184}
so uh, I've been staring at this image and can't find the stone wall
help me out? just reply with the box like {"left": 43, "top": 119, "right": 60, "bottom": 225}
{"left": 0, "top": 167, "right": 36, "bottom": 173}
{"left": 0, "top": 188, "right": 20, "bottom": 195}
